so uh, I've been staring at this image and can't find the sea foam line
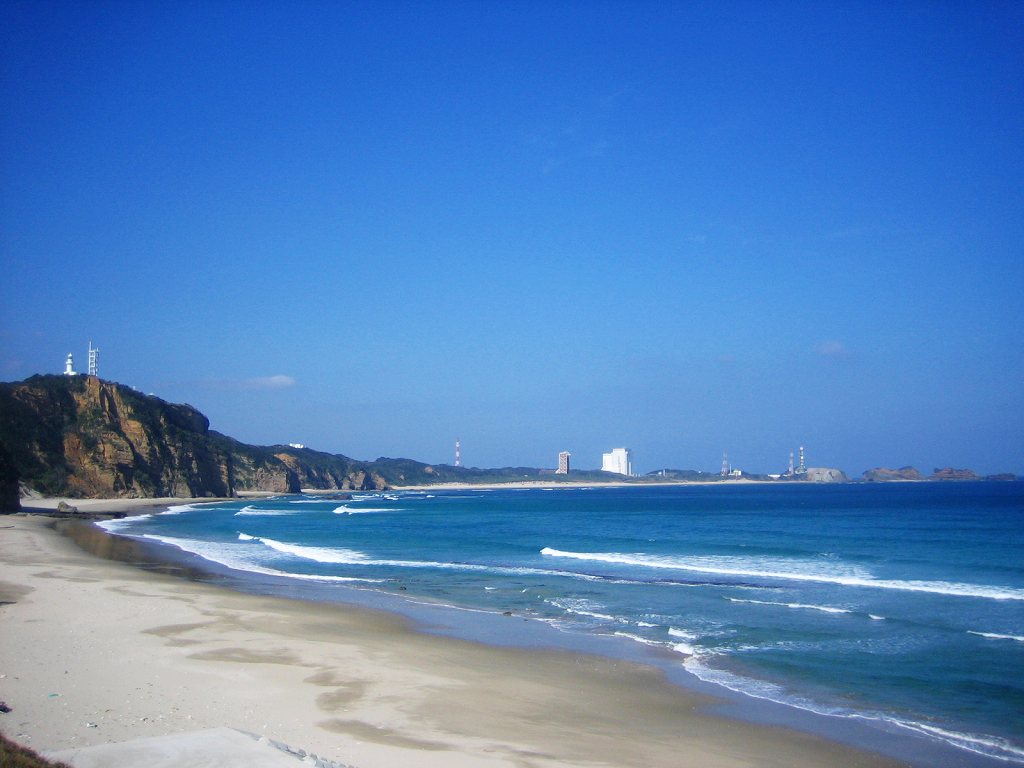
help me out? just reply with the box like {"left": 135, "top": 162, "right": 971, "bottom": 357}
{"left": 727, "top": 598, "right": 853, "bottom": 615}
{"left": 234, "top": 505, "right": 301, "bottom": 517}
{"left": 97, "top": 515, "right": 154, "bottom": 532}
{"left": 540, "top": 548, "right": 1024, "bottom": 601}
{"left": 163, "top": 504, "right": 200, "bottom": 514}
{"left": 138, "top": 534, "right": 380, "bottom": 583}
{"left": 545, "top": 597, "right": 623, "bottom": 624}
{"left": 332, "top": 505, "right": 402, "bottom": 514}
{"left": 240, "top": 534, "right": 577, "bottom": 578}
{"left": 252, "top": 536, "right": 371, "bottom": 564}
{"left": 968, "top": 631, "right": 1024, "bottom": 643}
{"left": 856, "top": 716, "right": 1024, "bottom": 764}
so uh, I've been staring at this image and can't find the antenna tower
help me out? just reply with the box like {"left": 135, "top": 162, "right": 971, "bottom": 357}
{"left": 720, "top": 451, "right": 729, "bottom": 477}
{"left": 87, "top": 341, "right": 99, "bottom": 377}
{"left": 455, "top": 439, "right": 461, "bottom": 467}
{"left": 788, "top": 451, "right": 794, "bottom": 476}
{"left": 798, "top": 445, "right": 806, "bottom": 474}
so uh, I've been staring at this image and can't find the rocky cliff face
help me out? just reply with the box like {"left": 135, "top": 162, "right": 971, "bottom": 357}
{"left": 930, "top": 467, "right": 980, "bottom": 481}
{"left": 0, "top": 375, "right": 388, "bottom": 498}
{"left": 272, "top": 451, "right": 386, "bottom": 491}
{"left": 802, "top": 467, "right": 848, "bottom": 483}
{"left": 862, "top": 466, "right": 923, "bottom": 482}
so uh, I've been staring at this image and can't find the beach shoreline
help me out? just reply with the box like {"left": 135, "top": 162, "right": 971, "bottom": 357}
{"left": 0, "top": 499, "right": 909, "bottom": 767}
{"left": 389, "top": 478, "right": 761, "bottom": 491}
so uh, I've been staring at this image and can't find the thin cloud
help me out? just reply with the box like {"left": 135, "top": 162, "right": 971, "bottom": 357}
{"left": 200, "top": 375, "right": 297, "bottom": 391}
{"left": 244, "top": 375, "right": 297, "bottom": 390}
{"left": 816, "top": 340, "right": 849, "bottom": 359}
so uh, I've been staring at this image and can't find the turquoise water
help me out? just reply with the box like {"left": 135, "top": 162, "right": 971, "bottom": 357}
{"left": 100, "top": 482, "right": 1024, "bottom": 764}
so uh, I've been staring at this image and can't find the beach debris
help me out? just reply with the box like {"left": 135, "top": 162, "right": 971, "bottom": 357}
{"left": 0, "top": 701, "right": 11, "bottom": 713}
{"left": 85, "top": 722, "right": 97, "bottom": 728}
{"left": 47, "top": 693, "right": 60, "bottom": 698}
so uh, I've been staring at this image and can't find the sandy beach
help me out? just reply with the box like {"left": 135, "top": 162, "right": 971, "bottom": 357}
{"left": 0, "top": 502, "right": 907, "bottom": 768}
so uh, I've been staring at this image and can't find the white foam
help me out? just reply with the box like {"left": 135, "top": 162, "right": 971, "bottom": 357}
{"left": 668, "top": 628, "right": 697, "bottom": 640}
{"left": 162, "top": 504, "right": 199, "bottom": 514}
{"left": 613, "top": 631, "right": 663, "bottom": 647}
{"left": 234, "top": 505, "right": 300, "bottom": 516}
{"left": 727, "top": 598, "right": 853, "bottom": 615}
{"left": 96, "top": 515, "right": 153, "bottom": 532}
{"left": 540, "top": 548, "right": 1024, "bottom": 601}
{"left": 968, "top": 631, "right": 1024, "bottom": 643}
{"left": 241, "top": 536, "right": 581, "bottom": 579}
{"left": 332, "top": 505, "right": 401, "bottom": 514}
{"left": 881, "top": 719, "right": 1024, "bottom": 762}
{"left": 545, "top": 597, "right": 621, "bottom": 623}
{"left": 255, "top": 537, "right": 371, "bottom": 564}
{"left": 667, "top": 627, "right": 699, "bottom": 654}
{"left": 137, "top": 534, "right": 379, "bottom": 583}
{"left": 681, "top": 646, "right": 1024, "bottom": 764}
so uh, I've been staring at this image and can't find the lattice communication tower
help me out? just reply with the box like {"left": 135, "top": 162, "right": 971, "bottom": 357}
{"left": 87, "top": 341, "right": 99, "bottom": 377}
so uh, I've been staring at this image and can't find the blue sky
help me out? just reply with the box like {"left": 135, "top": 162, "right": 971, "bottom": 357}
{"left": 2, "top": 1, "right": 1022, "bottom": 475}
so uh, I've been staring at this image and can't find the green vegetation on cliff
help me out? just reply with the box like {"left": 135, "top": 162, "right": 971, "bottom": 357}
{"left": 0, "top": 375, "right": 386, "bottom": 498}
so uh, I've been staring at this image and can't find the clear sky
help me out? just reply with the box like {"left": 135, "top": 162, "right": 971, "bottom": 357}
{"left": 2, "top": 1, "right": 1022, "bottom": 476}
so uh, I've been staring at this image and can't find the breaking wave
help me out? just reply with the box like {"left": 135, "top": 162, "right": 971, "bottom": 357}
{"left": 540, "top": 548, "right": 1024, "bottom": 601}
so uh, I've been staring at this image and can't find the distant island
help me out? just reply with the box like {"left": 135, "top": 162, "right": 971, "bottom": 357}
{"left": 0, "top": 374, "right": 1018, "bottom": 512}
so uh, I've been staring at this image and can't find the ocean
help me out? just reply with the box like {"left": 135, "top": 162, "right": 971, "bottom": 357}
{"left": 97, "top": 482, "right": 1024, "bottom": 766}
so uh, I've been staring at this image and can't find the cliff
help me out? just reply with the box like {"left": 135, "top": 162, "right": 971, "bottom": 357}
{"left": 862, "top": 466, "right": 923, "bottom": 482}
{"left": 930, "top": 467, "right": 981, "bottom": 481}
{"left": 0, "top": 375, "right": 387, "bottom": 498}
{"left": 802, "top": 467, "right": 848, "bottom": 483}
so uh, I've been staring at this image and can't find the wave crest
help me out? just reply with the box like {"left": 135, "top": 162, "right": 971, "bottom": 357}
{"left": 540, "top": 548, "right": 1024, "bottom": 601}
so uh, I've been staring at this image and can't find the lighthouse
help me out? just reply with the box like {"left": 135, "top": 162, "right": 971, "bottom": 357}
{"left": 63, "top": 353, "right": 78, "bottom": 376}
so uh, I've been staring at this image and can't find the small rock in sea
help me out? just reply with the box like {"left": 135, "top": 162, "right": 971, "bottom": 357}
{"left": 503, "top": 611, "right": 513, "bottom": 616}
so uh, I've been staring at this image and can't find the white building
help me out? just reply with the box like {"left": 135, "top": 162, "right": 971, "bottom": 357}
{"left": 601, "top": 447, "right": 632, "bottom": 476}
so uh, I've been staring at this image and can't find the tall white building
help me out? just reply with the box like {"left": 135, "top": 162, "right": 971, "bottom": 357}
{"left": 601, "top": 447, "right": 632, "bottom": 476}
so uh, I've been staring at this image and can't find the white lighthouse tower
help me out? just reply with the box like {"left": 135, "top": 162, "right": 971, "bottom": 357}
{"left": 63, "top": 353, "right": 78, "bottom": 376}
